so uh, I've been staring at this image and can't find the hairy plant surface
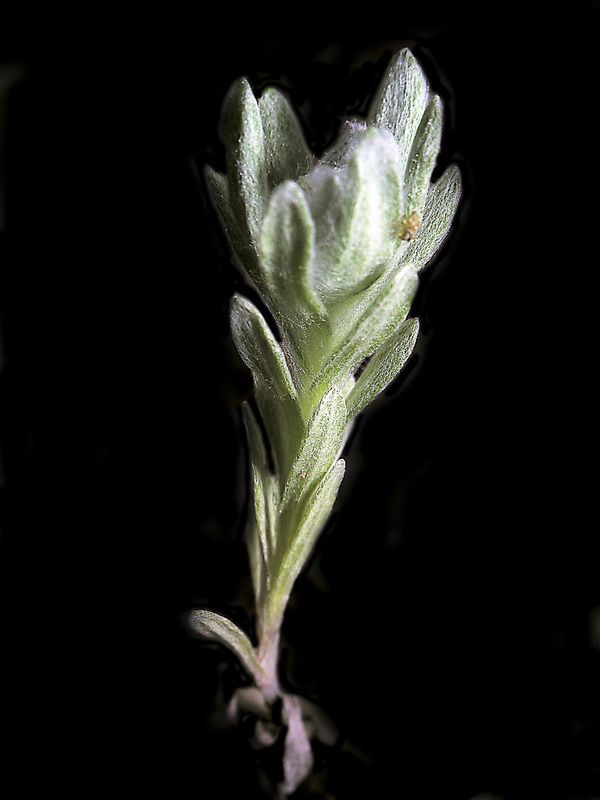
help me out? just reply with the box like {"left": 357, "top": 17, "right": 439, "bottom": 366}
{"left": 189, "top": 48, "right": 461, "bottom": 797}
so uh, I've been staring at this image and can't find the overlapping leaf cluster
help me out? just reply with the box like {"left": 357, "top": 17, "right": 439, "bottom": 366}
{"left": 189, "top": 49, "right": 461, "bottom": 796}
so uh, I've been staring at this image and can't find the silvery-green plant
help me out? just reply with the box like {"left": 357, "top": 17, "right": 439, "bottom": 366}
{"left": 189, "top": 48, "right": 461, "bottom": 797}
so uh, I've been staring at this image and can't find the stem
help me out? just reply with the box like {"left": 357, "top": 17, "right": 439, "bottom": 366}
{"left": 257, "top": 617, "right": 282, "bottom": 697}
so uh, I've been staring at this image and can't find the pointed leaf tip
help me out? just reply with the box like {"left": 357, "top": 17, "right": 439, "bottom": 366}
{"left": 259, "top": 85, "right": 314, "bottom": 185}
{"left": 367, "top": 48, "right": 430, "bottom": 175}
{"left": 220, "top": 76, "right": 268, "bottom": 247}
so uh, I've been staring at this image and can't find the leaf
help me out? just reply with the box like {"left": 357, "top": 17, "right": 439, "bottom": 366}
{"left": 403, "top": 94, "right": 443, "bottom": 217}
{"left": 346, "top": 317, "right": 420, "bottom": 419}
{"left": 258, "top": 86, "right": 314, "bottom": 187}
{"left": 220, "top": 78, "right": 268, "bottom": 249}
{"left": 188, "top": 609, "right": 266, "bottom": 687}
{"left": 230, "top": 294, "right": 296, "bottom": 396}
{"left": 204, "top": 164, "right": 235, "bottom": 235}
{"left": 404, "top": 163, "right": 462, "bottom": 273}
{"left": 312, "top": 264, "right": 418, "bottom": 395}
{"left": 241, "top": 402, "right": 276, "bottom": 603}
{"left": 230, "top": 294, "right": 303, "bottom": 474}
{"left": 265, "top": 459, "right": 346, "bottom": 631}
{"left": 280, "top": 386, "right": 347, "bottom": 508}
{"left": 367, "top": 48, "right": 430, "bottom": 176}
{"left": 204, "top": 164, "right": 253, "bottom": 274}
{"left": 307, "top": 128, "right": 403, "bottom": 303}
{"left": 259, "top": 180, "right": 325, "bottom": 319}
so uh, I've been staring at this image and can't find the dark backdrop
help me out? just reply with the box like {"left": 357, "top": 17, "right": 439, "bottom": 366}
{"left": 1, "top": 7, "right": 598, "bottom": 799}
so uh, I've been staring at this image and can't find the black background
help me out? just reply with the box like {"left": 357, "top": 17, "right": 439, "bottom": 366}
{"left": 1, "top": 6, "right": 599, "bottom": 798}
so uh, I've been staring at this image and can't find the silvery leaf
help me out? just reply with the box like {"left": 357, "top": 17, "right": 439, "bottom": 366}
{"left": 258, "top": 86, "right": 315, "bottom": 187}
{"left": 367, "top": 48, "right": 430, "bottom": 176}
{"left": 259, "top": 180, "right": 325, "bottom": 320}
{"left": 306, "top": 128, "right": 403, "bottom": 303}
{"left": 230, "top": 294, "right": 297, "bottom": 397}
{"left": 204, "top": 164, "right": 236, "bottom": 239}
{"left": 266, "top": 459, "right": 346, "bottom": 629}
{"left": 404, "top": 94, "right": 443, "bottom": 217}
{"left": 280, "top": 385, "right": 347, "bottom": 508}
{"left": 241, "top": 402, "right": 277, "bottom": 602}
{"left": 204, "top": 163, "right": 257, "bottom": 281}
{"left": 346, "top": 317, "right": 420, "bottom": 419}
{"left": 312, "top": 264, "right": 418, "bottom": 395}
{"left": 230, "top": 293, "right": 303, "bottom": 473}
{"left": 188, "top": 609, "right": 265, "bottom": 687}
{"left": 404, "top": 163, "right": 462, "bottom": 273}
{"left": 220, "top": 78, "right": 268, "bottom": 249}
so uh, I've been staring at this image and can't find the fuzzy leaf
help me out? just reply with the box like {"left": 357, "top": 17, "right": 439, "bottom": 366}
{"left": 230, "top": 294, "right": 297, "bottom": 396}
{"left": 367, "top": 48, "right": 430, "bottom": 175}
{"left": 241, "top": 402, "right": 277, "bottom": 603}
{"left": 188, "top": 609, "right": 265, "bottom": 686}
{"left": 259, "top": 180, "right": 325, "bottom": 319}
{"left": 306, "top": 128, "right": 403, "bottom": 302}
{"left": 220, "top": 78, "right": 268, "bottom": 249}
{"left": 266, "top": 459, "right": 346, "bottom": 630}
{"left": 259, "top": 86, "right": 314, "bottom": 187}
{"left": 204, "top": 164, "right": 253, "bottom": 274}
{"left": 404, "top": 94, "right": 443, "bottom": 217}
{"left": 281, "top": 385, "right": 347, "bottom": 508}
{"left": 346, "top": 317, "right": 420, "bottom": 419}
{"left": 230, "top": 294, "right": 303, "bottom": 473}
{"left": 313, "top": 264, "right": 418, "bottom": 395}
{"left": 404, "top": 163, "right": 462, "bottom": 273}
{"left": 204, "top": 164, "right": 235, "bottom": 236}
